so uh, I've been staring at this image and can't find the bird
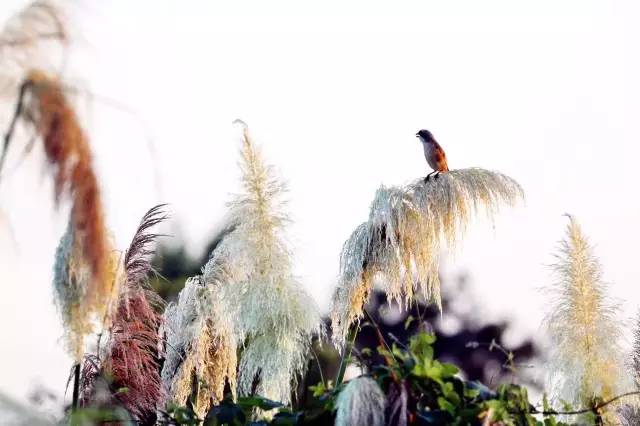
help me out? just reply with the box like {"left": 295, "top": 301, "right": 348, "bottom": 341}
{"left": 416, "top": 129, "right": 449, "bottom": 181}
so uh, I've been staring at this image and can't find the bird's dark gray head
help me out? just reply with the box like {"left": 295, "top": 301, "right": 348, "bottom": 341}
{"left": 416, "top": 129, "right": 434, "bottom": 143}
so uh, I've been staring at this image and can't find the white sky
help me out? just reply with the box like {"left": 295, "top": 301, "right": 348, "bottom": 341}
{"left": 1, "top": 0, "right": 640, "bottom": 409}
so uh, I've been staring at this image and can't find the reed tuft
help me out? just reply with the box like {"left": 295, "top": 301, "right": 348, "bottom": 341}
{"left": 543, "top": 215, "right": 628, "bottom": 420}
{"left": 331, "top": 168, "right": 522, "bottom": 347}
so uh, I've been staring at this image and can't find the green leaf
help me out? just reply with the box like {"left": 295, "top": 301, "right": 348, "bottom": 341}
{"left": 439, "top": 362, "right": 459, "bottom": 378}
{"left": 437, "top": 397, "right": 457, "bottom": 416}
{"left": 237, "top": 396, "right": 283, "bottom": 411}
{"left": 409, "top": 333, "right": 435, "bottom": 362}
{"left": 404, "top": 315, "right": 415, "bottom": 330}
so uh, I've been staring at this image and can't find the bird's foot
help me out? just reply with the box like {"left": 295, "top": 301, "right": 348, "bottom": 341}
{"left": 424, "top": 171, "right": 436, "bottom": 183}
{"left": 434, "top": 172, "right": 441, "bottom": 179}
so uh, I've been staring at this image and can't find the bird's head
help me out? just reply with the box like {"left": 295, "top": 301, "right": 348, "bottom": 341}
{"left": 416, "top": 129, "right": 434, "bottom": 144}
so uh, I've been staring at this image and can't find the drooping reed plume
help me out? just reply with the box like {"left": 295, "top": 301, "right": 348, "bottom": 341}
{"left": 543, "top": 215, "right": 627, "bottom": 419}
{"left": 98, "top": 205, "right": 167, "bottom": 422}
{"left": 335, "top": 377, "right": 386, "bottom": 426}
{"left": 161, "top": 226, "right": 241, "bottom": 418}
{"left": 7, "top": 69, "right": 113, "bottom": 360}
{"left": 161, "top": 276, "right": 237, "bottom": 419}
{"left": 0, "top": 0, "right": 67, "bottom": 97}
{"left": 330, "top": 168, "right": 522, "bottom": 347}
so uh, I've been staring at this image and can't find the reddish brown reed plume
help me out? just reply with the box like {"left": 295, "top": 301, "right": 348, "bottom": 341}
{"left": 102, "top": 205, "right": 167, "bottom": 421}
{"left": 1, "top": 70, "right": 111, "bottom": 308}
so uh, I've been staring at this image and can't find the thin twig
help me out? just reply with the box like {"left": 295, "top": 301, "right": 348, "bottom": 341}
{"left": 335, "top": 325, "right": 358, "bottom": 387}
{"left": 0, "top": 80, "right": 31, "bottom": 180}
{"left": 363, "top": 308, "right": 393, "bottom": 355}
{"left": 71, "top": 363, "right": 80, "bottom": 420}
{"left": 310, "top": 344, "right": 326, "bottom": 388}
{"left": 528, "top": 391, "right": 640, "bottom": 416}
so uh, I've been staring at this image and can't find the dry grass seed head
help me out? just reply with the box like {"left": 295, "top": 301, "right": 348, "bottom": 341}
{"left": 543, "top": 216, "right": 628, "bottom": 415}
{"left": 27, "top": 70, "right": 113, "bottom": 319}
{"left": 196, "top": 122, "right": 322, "bottom": 407}
{"left": 335, "top": 376, "right": 386, "bottom": 426}
{"left": 0, "top": 0, "right": 67, "bottom": 95}
{"left": 101, "top": 205, "right": 167, "bottom": 421}
{"left": 331, "top": 168, "right": 523, "bottom": 347}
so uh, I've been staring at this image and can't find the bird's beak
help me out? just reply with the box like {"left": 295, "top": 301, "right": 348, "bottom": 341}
{"left": 415, "top": 132, "right": 419, "bottom": 137}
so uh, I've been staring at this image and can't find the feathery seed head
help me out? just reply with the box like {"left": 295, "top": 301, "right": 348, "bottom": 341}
{"left": 199, "top": 123, "right": 322, "bottom": 405}
{"left": 161, "top": 275, "right": 237, "bottom": 418}
{"left": 162, "top": 123, "right": 321, "bottom": 413}
{"left": 335, "top": 376, "right": 386, "bottom": 426}
{"left": 101, "top": 205, "right": 167, "bottom": 421}
{"left": 543, "top": 216, "right": 628, "bottom": 416}
{"left": 0, "top": 0, "right": 67, "bottom": 97}
{"left": 53, "top": 221, "right": 91, "bottom": 360}
{"left": 331, "top": 168, "right": 522, "bottom": 347}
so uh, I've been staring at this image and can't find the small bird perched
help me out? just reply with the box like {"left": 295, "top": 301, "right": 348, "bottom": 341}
{"left": 416, "top": 129, "right": 449, "bottom": 181}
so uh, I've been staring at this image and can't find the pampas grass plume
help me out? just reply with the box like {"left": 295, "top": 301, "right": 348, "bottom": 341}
{"left": 101, "top": 205, "right": 167, "bottom": 422}
{"left": 0, "top": 0, "right": 67, "bottom": 95}
{"left": 331, "top": 168, "right": 522, "bottom": 347}
{"left": 335, "top": 376, "right": 386, "bottom": 426}
{"left": 543, "top": 215, "right": 628, "bottom": 419}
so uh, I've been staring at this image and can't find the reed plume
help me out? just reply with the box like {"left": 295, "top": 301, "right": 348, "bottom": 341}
{"left": 161, "top": 276, "right": 237, "bottom": 419}
{"left": 206, "top": 122, "right": 321, "bottom": 406}
{"left": 331, "top": 168, "right": 522, "bottom": 347}
{"left": 0, "top": 0, "right": 67, "bottom": 96}
{"left": 30, "top": 69, "right": 113, "bottom": 360}
{"left": 543, "top": 215, "right": 627, "bottom": 419}
{"left": 163, "top": 123, "right": 320, "bottom": 412}
{"left": 101, "top": 205, "right": 167, "bottom": 422}
{"left": 632, "top": 311, "right": 640, "bottom": 386}
{"left": 335, "top": 376, "right": 386, "bottom": 426}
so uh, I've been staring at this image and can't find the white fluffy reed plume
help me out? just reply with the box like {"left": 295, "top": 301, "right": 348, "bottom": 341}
{"left": 0, "top": 0, "right": 67, "bottom": 96}
{"left": 162, "top": 124, "right": 321, "bottom": 413}
{"left": 331, "top": 168, "right": 522, "bottom": 346}
{"left": 200, "top": 122, "right": 322, "bottom": 406}
{"left": 632, "top": 311, "right": 640, "bottom": 386}
{"left": 161, "top": 276, "right": 237, "bottom": 419}
{"left": 543, "top": 216, "right": 627, "bottom": 415}
{"left": 335, "top": 376, "right": 386, "bottom": 426}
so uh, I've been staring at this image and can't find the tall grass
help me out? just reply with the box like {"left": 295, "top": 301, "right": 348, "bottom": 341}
{"left": 211, "top": 122, "right": 322, "bottom": 405}
{"left": 31, "top": 69, "right": 114, "bottom": 360}
{"left": 543, "top": 215, "right": 628, "bottom": 420}
{"left": 0, "top": 0, "right": 67, "bottom": 97}
{"left": 161, "top": 276, "right": 237, "bottom": 418}
{"left": 101, "top": 205, "right": 167, "bottom": 422}
{"left": 330, "top": 168, "right": 522, "bottom": 347}
{"left": 335, "top": 376, "right": 386, "bottom": 426}
{"left": 161, "top": 122, "right": 322, "bottom": 413}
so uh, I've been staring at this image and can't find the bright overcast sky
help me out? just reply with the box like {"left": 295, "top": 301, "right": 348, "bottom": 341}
{"left": 1, "top": 0, "right": 640, "bottom": 408}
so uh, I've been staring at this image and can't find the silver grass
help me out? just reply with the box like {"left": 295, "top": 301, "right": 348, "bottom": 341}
{"left": 161, "top": 276, "right": 202, "bottom": 391}
{"left": 161, "top": 273, "right": 237, "bottom": 417}
{"left": 335, "top": 376, "right": 386, "bottom": 426}
{"left": 331, "top": 168, "right": 522, "bottom": 347}
{"left": 0, "top": 0, "right": 67, "bottom": 96}
{"left": 632, "top": 311, "right": 640, "bottom": 386}
{"left": 543, "top": 216, "right": 628, "bottom": 417}
{"left": 198, "top": 122, "right": 322, "bottom": 406}
{"left": 52, "top": 220, "right": 92, "bottom": 360}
